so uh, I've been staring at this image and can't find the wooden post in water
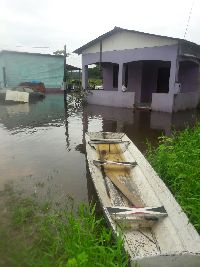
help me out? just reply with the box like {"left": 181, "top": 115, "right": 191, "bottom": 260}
{"left": 63, "top": 45, "right": 67, "bottom": 101}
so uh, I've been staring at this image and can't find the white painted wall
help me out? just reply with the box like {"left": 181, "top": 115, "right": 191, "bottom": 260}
{"left": 83, "top": 31, "right": 177, "bottom": 54}
{"left": 87, "top": 90, "right": 135, "bottom": 108}
{"left": 151, "top": 93, "right": 174, "bottom": 112}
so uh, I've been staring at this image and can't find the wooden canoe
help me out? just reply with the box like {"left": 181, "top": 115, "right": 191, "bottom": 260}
{"left": 85, "top": 132, "right": 200, "bottom": 267}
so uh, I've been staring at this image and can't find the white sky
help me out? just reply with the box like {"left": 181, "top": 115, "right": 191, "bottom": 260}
{"left": 0, "top": 0, "right": 199, "bottom": 67}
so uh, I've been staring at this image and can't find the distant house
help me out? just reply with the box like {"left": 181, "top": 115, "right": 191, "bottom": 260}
{"left": 0, "top": 50, "right": 64, "bottom": 90}
{"left": 74, "top": 27, "right": 200, "bottom": 112}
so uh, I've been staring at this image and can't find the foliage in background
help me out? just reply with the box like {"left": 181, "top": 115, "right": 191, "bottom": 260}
{"left": 147, "top": 123, "right": 200, "bottom": 233}
{"left": 67, "top": 66, "right": 102, "bottom": 89}
{"left": 88, "top": 78, "right": 102, "bottom": 88}
{"left": 88, "top": 66, "right": 102, "bottom": 89}
{"left": 0, "top": 189, "right": 128, "bottom": 267}
{"left": 88, "top": 66, "right": 101, "bottom": 80}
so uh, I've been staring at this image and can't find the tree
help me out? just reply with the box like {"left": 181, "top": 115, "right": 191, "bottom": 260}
{"left": 88, "top": 66, "right": 101, "bottom": 79}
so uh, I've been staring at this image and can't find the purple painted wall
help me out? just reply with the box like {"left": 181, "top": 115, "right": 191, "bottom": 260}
{"left": 81, "top": 44, "right": 200, "bottom": 111}
{"left": 127, "top": 62, "right": 142, "bottom": 102}
{"left": 102, "top": 63, "right": 113, "bottom": 91}
{"left": 82, "top": 44, "right": 178, "bottom": 96}
{"left": 141, "top": 61, "right": 171, "bottom": 103}
{"left": 141, "top": 62, "right": 157, "bottom": 103}
{"left": 82, "top": 45, "right": 178, "bottom": 66}
{"left": 178, "top": 61, "right": 199, "bottom": 92}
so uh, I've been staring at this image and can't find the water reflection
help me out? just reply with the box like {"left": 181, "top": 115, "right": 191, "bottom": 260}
{"left": 0, "top": 94, "right": 199, "bottom": 205}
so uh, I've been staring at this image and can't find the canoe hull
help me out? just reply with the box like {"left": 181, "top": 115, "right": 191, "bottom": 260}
{"left": 86, "top": 132, "right": 200, "bottom": 267}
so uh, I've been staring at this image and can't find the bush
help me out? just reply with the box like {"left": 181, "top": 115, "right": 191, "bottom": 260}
{"left": 147, "top": 123, "right": 200, "bottom": 233}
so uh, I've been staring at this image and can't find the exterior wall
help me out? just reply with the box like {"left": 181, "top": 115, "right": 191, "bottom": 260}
{"left": 179, "top": 61, "right": 199, "bottom": 92}
{"left": 173, "top": 92, "right": 199, "bottom": 112}
{"left": 83, "top": 31, "right": 177, "bottom": 54}
{"left": 141, "top": 61, "right": 171, "bottom": 102}
{"left": 0, "top": 52, "right": 64, "bottom": 88}
{"left": 82, "top": 45, "right": 178, "bottom": 66}
{"left": 152, "top": 92, "right": 199, "bottom": 112}
{"left": 127, "top": 62, "right": 143, "bottom": 102}
{"left": 151, "top": 93, "right": 174, "bottom": 112}
{"left": 82, "top": 44, "right": 178, "bottom": 95}
{"left": 141, "top": 62, "right": 158, "bottom": 103}
{"left": 83, "top": 45, "right": 178, "bottom": 112}
{"left": 87, "top": 90, "right": 135, "bottom": 108}
{"left": 102, "top": 63, "right": 115, "bottom": 91}
{"left": 83, "top": 44, "right": 200, "bottom": 112}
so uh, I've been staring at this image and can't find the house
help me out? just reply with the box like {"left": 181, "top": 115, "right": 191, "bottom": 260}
{"left": 0, "top": 50, "right": 64, "bottom": 90}
{"left": 74, "top": 27, "right": 200, "bottom": 112}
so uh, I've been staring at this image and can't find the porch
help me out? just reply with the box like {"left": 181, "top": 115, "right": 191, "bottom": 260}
{"left": 82, "top": 56, "right": 199, "bottom": 112}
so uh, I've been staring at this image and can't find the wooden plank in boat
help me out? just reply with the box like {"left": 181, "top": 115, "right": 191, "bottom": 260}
{"left": 107, "top": 206, "right": 167, "bottom": 218}
{"left": 93, "top": 160, "right": 137, "bottom": 167}
{"left": 105, "top": 173, "right": 143, "bottom": 207}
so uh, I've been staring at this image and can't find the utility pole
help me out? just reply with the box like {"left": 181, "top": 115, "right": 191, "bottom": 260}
{"left": 63, "top": 45, "right": 67, "bottom": 101}
{"left": 3, "top": 67, "right": 7, "bottom": 87}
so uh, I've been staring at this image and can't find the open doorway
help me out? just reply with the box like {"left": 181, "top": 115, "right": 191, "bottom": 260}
{"left": 157, "top": 67, "right": 170, "bottom": 93}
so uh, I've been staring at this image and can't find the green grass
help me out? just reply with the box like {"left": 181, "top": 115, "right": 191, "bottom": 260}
{"left": 147, "top": 123, "right": 200, "bottom": 233}
{"left": 0, "top": 191, "right": 128, "bottom": 267}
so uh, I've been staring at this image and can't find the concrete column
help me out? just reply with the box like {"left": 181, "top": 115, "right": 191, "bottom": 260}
{"left": 118, "top": 63, "right": 125, "bottom": 91}
{"left": 169, "top": 60, "right": 177, "bottom": 94}
{"left": 82, "top": 65, "right": 88, "bottom": 89}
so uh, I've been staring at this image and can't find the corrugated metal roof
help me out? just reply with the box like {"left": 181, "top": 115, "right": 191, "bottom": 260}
{"left": 0, "top": 50, "right": 64, "bottom": 58}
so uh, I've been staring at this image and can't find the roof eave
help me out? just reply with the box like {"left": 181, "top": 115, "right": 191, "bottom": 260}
{"left": 73, "top": 27, "right": 123, "bottom": 54}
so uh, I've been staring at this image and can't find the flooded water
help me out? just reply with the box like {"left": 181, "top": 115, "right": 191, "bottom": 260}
{"left": 0, "top": 94, "right": 199, "bottom": 204}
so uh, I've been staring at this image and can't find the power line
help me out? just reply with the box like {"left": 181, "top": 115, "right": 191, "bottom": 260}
{"left": 184, "top": 0, "right": 195, "bottom": 39}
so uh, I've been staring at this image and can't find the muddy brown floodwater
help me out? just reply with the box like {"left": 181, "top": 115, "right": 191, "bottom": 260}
{"left": 0, "top": 94, "right": 199, "bottom": 204}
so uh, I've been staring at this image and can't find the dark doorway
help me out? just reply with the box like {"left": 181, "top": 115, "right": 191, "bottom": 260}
{"left": 125, "top": 64, "right": 128, "bottom": 88}
{"left": 113, "top": 65, "right": 119, "bottom": 88}
{"left": 157, "top": 67, "right": 170, "bottom": 93}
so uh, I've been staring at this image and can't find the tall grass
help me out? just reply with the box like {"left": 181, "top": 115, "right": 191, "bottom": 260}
{"left": 0, "top": 193, "right": 128, "bottom": 267}
{"left": 147, "top": 123, "right": 200, "bottom": 233}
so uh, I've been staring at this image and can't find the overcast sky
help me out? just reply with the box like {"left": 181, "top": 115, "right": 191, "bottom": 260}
{"left": 0, "top": 0, "right": 199, "bottom": 67}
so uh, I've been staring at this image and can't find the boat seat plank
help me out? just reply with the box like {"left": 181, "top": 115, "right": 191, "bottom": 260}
{"left": 107, "top": 206, "right": 167, "bottom": 218}
{"left": 90, "top": 138, "right": 122, "bottom": 143}
{"left": 90, "top": 142, "right": 130, "bottom": 153}
{"left": 93, "top": 160, "right": 137, "bottom": 167}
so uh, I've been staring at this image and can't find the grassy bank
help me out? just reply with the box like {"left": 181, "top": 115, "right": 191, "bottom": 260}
{"left": 0, "top": 188, "right": 128, "bottom": 267}
{"left": 147, "top": 123, "right": 200, "bottom": 233}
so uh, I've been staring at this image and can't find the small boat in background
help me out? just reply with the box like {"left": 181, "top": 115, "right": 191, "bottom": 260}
{"left": 86, "top": 132, "right": 200, "bottom": 267}
{"left": 19, "top": 81, "right": 46, "bottom": 94}
{"left": 0, "top": 81, "right": 45, "bottom": 104}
